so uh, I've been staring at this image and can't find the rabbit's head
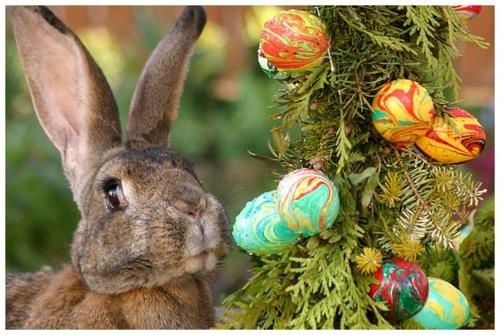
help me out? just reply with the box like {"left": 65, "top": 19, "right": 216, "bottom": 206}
{"left": 11, "top": 6, "right": 231, "bottom": 294}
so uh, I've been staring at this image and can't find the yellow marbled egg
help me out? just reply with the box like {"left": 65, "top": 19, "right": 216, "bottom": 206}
{"left": 371, "top": 79, "right": 435, "bottom": 147}
{"left": 415, "top": 108, "right": 486, "bottom": 164}
{"left": 412, "top": 277, "right": 470, "bottom": 329}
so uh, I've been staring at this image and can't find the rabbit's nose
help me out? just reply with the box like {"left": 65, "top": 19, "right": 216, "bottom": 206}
{"left": 187, "top": 208, "right": 202, "bottom": 218}
{"left": 173, "top": 196, "right": 207, "bottom": 219}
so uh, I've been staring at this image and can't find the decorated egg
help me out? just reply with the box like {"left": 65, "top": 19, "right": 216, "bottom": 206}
{"left": 276, "top": 168, "right": 340, "bottom": 237}
{"left": 233, "top": 191, "right": 298, "bottom": 255}
{"left": 257, "top": 43, "right": 290, "bottom": 80}
{"left": 412, "top": 277, "right": 470, "bottom": 329}
{"left": 452, "top": 222, "right": 473, "bottom": 251}
{"left": 414, "top": 108, "right": 486, "bottom": 164}
{"left": 260, "top": 10, "right": 330, "bottom": 75}
{"left": 371, "top": 79, "right": 435, "bottom": 147}
{"left": 452, "top": 6, "right": 481, "bottom": 20}
{"left": 369, "top": 258, "right": 429, "bottom": 322}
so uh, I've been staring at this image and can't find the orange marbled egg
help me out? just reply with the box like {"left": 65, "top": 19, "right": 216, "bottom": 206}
{"left": 260, "top": 10, "right": 330, "bottom": 73}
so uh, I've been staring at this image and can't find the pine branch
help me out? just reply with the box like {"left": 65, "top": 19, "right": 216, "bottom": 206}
{"left": 221, "top": 5, "right": 490, "bottom": 329}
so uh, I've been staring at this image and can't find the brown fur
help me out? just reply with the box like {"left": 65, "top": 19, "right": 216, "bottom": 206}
{"left": 8, "top": 265, "right": 214, "bottom": 328}
{"left": 126, "top": 5, "right": 206, "bottom": 150}
{"left": 7, "top": 6, "right": 231, "bottom": 329}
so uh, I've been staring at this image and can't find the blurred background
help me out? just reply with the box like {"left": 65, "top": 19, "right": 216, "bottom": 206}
{"left": 5, "top": 6, "right": 494, "bottom": 305}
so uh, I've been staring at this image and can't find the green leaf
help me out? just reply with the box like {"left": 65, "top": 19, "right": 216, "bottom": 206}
{"left": 329, "top": 234, "right": 343, "bottom": 244}
{"left": 349, "top": 167, "right": 376, "bottom": 186}
{"left": 361, "top": 172, "right": 379, "bottom": 209}
{"left": 271, "top": 127, "right": 289, "bottom": 158}
{"left": 306, "top": 236, "right": 320, "bottom": 251}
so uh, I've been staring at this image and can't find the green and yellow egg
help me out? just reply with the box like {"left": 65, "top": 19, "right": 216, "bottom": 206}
{"left": 232, "top": 191, "right": 297, "bottom": 255}
{"left": 276, "top": 168, "right": 340, "bottom": 237}
{"left": 411, "top": 277, "right": 470, "bottom": 329}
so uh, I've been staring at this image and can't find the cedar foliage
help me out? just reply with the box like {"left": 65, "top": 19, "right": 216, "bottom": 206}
{"left": 218, "top": 5, "right": 491, "bottom": 329}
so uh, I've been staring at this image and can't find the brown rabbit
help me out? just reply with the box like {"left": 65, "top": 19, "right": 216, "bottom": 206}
{"left": 7, "top": 5, "right": 231, "bottom": 329}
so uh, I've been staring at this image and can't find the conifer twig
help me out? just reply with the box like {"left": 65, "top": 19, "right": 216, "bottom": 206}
{"left": 314, "top": 6, "right": 335, "bottom": 73}
{"left": 394, "top": 148, "right": 428, "bottom": 210}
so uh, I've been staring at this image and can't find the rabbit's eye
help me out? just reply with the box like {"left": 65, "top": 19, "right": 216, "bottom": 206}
{"left": 104, "top": 180, "right": 127, "bottom": 210}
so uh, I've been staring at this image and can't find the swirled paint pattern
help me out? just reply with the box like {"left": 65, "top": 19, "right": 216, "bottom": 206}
{"left": 415, "top": 108, "right": 486, "bottom": 164}
{"left": 233, "top": 191, "right": 297, "bottom": 255}
{"left": 260, "top": 10, "right": 330, "bottom": 72}
{"left": 257, "top": 43, "right": 290, "bottom": 80}
{"left": 371, "top": 79, "right": 435, "bottom": 146}
{"left": 276, "top": 168, "right": 340, "bottom": 237}
{"left": 412, "top": 277, "right": 470, "bottom": 329}
{"left": 452, "top": 6, "right": 481, "bottom": 20}
{"left": 369, "top": 258, "right": 429, "bottom": 322}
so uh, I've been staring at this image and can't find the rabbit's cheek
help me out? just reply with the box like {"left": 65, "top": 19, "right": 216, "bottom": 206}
{"left": 201, "top": 220, "right": 222, "bottom": 250}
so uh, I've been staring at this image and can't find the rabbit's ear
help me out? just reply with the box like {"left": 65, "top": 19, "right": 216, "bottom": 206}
{"left": 125, "top": 6, "right": 206, "bottom": 150}
{"left": 11, "top": 6, "right": 122, "bottom": 191}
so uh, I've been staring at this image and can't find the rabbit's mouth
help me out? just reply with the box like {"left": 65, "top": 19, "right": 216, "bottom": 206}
{"left": 183, "top": 250, "right": 218, "bottom": 274}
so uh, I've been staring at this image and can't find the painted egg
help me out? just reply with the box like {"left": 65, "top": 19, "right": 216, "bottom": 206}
{"left": 414, "top": 108, "right": 486, "bottom": 164}
{"left": 452, "top": 6, "right": 481, "bottom": 20}
{"left": 233, "top": 191, "right": 298, "bottom": 255}
{"left": 452, "top": 222, "right": 473, "bottom": 251}
{"left": 369, "top": 258, "right": 429, "bottom": 322}
{"left": 412, "top": 277, "right": 470, "bottom": 329}
{"left": 371, "top": 79, "right": 435, "bottom": 147}
{"left": 260, "top": 10, "right": 330, "bottom": 74}
{"left": 276, "top": 168, "right": 340, "bottom": 237}
{"left": 257, "top": 43, "right": 290, "bottom": 80}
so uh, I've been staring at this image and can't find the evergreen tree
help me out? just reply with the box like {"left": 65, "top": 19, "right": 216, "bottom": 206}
{"left": 218, "top": 5, "right": 492, "bottom": 329}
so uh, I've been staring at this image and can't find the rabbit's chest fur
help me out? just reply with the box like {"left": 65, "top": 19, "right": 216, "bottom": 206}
{"left": 8, "top": 265, "right": 214, "bottom": 329}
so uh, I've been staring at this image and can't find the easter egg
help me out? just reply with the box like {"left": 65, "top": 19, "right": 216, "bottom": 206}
{"left": 414, "top": 108, "right": 486, "bottom": 164}
{"left": 412, "top": 277, "right": 470, "bottom": 329}
{"left": 260, "top": 10, "right": 330, "bottom": 74}
{"left": 276, "top": 168, "right": 340, "bottom": 237}
{"left": 257, "top": 43, "right": 290, "bottom": 80}
{"left": 452, "top": 223, "right": 473, "bottom": 251}
{"left": 369, "top": 258, "right": 429, "bottom": 322}
{"left": 371, "top": 79, "right": 435, "bottom": 147}
{"left": 233, "top": 191, "right": 298, "bottom": 255}
{"left": 452, "top": 6, "right": 481, "bottom": 20}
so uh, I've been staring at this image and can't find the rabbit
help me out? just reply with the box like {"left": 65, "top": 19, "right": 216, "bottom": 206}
{"left": 7, "top": 5, "right": 231, "bottom": 329}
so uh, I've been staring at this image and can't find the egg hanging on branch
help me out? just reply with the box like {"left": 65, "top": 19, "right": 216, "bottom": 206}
{"left": 259, "top": 9, "right": 330, "bottom": 78}
{"left": 371, "top": 79, "right": 435, "bottom": 147}
{"left": 232, "top": 191, "right": 298, "bottom": 255}
{"left": 276, "top": 168, "right": 340, "bottom": 237}
{"left": 233, "top": 169, "right": 340, "bottom": 255}
{"left": 414, "top": 108, "right": 486, "bottom": 164}
{"left": 369, "top": 258, "right": 429, "bottom": 323}
{"left": 257, "top": 43, "right": 290, "bottom": 80}
{"left": 452, "top": 222, "right": 473, "bottom": 251}
{"left": 452, "top": 5, "right": 481, "bottom": 21}
{"left": 411, "top": 277, "right": 470, "bottom": 329}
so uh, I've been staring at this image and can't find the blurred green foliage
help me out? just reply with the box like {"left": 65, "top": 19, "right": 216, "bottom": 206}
{"left": 5, "top": 8, "right": 280, "bottom": 272}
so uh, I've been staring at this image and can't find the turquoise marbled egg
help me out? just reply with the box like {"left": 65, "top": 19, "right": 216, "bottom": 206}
{"left": 276, "top": 168, "right": 340, "bottom": 237}
{"left": 411, "top": 277, "right": 470, "bottom": 329}
{"left": 232, "top": 191, "right": 298, "bottom": 255}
